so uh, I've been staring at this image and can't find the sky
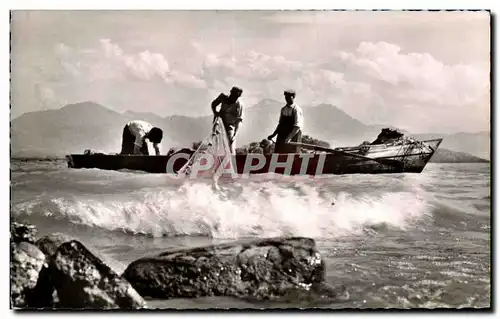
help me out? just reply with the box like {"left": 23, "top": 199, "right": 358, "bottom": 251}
{"left": 10, "top": 10, "right": 490, "bottom": 133}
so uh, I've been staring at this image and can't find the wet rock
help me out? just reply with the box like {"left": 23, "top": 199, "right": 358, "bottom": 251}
{"left": 16, "top": 233, "right": 74, "bottom": 308}
{"left": 35, "top": 233, "right": 73, "bottom": 258}
{"left": 123, "top": 237, "right": 326, "bottom": 300}
{"left": 26, "top": 263, "right": 57, "bottom": 309}
{"left": 11, "top": 222, "right": 38, "bottom": 244}
{"left": 49, "top": 240, "right": 146, "bottom": 309}
{"left": 10, "top": 242, "right": 46, "bottom": 308}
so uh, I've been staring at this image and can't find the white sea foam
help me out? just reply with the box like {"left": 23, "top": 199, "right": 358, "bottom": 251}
{"left": 12, "top": 176, "right": 434, "bottom": 239}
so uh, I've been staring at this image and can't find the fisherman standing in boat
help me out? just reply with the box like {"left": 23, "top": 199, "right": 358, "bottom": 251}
{"left": 267, "top": 89, "right": 304, "bottom": 153}
{"left": 211, "top": 86, "right": 244, "bottom": 154}
{"left": 120, "top": 120, "right": 163, "bottom": 155}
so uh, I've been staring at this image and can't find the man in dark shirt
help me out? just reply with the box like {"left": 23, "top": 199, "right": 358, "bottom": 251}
{"left": 211, "top": 86, "right": 244, "bottom": 154}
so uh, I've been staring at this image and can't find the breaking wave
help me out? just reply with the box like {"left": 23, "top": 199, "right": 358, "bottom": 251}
{"left": 12, "top": 174, "right": 434, "bottom": 239}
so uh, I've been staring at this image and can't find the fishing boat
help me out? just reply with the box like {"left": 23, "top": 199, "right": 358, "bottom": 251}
{"left": 65, "top": 137, "right": 443, "bottom": 176}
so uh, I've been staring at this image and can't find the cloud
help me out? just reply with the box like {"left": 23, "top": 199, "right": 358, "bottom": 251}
{"left": 339, "top": 41, "right": 488, "bottom": 106}
{"left": 99, "top": 39, "right": 171, "bottom": 81}
{"left": 313, "top": 41, "right": 489, "bottom": 131}
{"left": 37, "top": 39, "right": 211, "bottom": 116}
{"left": 200, "top": 50, "right": 346, "bottom": 105}
{"left": 170, "top": 71, "right": 207, "bottom": 89}
{"left": 198, "top": 41, "right": 489, "bottom": 132}
{"left": 18, "top": 36, "right": 489, "bottom": 133}
{"left": 53, "top": 39, "right": 209, "bottom": 88}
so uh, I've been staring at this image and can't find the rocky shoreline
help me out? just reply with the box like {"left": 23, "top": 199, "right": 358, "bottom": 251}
{"left": 10, "top": 221, "right": 347, "bottom": 309}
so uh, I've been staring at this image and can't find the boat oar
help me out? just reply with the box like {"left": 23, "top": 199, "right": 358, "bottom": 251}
{"left": 287, "top": 141, "right": 403, "bottom": 169}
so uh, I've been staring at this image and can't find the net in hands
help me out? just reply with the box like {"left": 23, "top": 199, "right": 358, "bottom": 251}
{"left": 177, "top": 116, "right": 237, "bottom": 180}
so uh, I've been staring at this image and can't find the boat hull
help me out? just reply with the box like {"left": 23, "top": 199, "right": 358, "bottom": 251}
{"left": 66, "top": 139, "right": 442, "bottom": 176}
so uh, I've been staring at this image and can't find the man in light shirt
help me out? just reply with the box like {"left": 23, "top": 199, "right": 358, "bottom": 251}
{"left": 267, "top": 89, "right": 304, "bottom": 154}
{"left": 120, "top": 120, "right": 163, "bottom": 155}
{"left": 211, "top": 86, "right": 244, "bottom": 154}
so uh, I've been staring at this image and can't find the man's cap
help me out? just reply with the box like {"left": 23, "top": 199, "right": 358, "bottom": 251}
{"left": 284, "top": 89, "right": 296, "bottom": 95}
{"left": 231, "top": 86, "right": 243, "bottom": 93}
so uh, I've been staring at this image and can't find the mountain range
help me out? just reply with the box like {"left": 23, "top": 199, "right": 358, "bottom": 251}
{"left": 10, "top": 100, "right": 490, "bottom": 162}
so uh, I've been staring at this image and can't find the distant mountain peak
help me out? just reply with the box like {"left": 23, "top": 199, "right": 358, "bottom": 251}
{"left": 309, "top": 103, "right": 363, "bottom": 123}
{"left": 260, "top": 98, "right": 281, "bottom": 104}
{"left": 314, "top": 103, "right": 337, "bottom": 108}
{"left": 59, "top": 101, "right": 119, "bottom": 116}
{"left": 252, "top": 99, "right": 282, "bottom": 108}
{"left": 61, "top": 101, "right": 104, "bottom": 109}
{"left": 312, "top": 103, "right": 349, "bottom": 113}
{"left": 11, "top": 99, "right": 490, "bottom": 159}
{"left": 123, "top": 110, "right": 159, "bottom": 116}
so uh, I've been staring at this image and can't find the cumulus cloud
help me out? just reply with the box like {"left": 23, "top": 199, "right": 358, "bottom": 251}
{"left": 329, "top": 41, "right": 489, "bottom": 131}
{"left": 196, "top": 41, "right": 489, "bottom": 132}
{"left": 200, "top": 50, "right": 347, "bottom": 107}
{"left": 99, "top": 39, "right": 171, "bottom": 81}
{"left": 21, "top": 37, "right": 489, "bottom": 133}
{"left": 37, "top": 39, "right": 211, "bottom": 116}
{"left": 338, "top": 41, "right": 488, "bottom": 106}
{"left": 53, "top": 39, "right": 209, "bottom": 88}
{"left": 170, "top": 71, "right": 207, "bottom": 89}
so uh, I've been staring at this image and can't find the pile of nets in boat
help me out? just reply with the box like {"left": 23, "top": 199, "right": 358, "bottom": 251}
{"left": 385, "top": 136, "right": 425, "bottom": 147}
{"left": 369, "top": 128, "right": 424, "bottom": 146}
{"left": 352, "top": 129, "right": 427, "bottom": 156}
{"left": 371, "top": 128, "right": 405, "bottom": 145}
{"left": 176, "top": 116, "right": 236, "bottom": 179}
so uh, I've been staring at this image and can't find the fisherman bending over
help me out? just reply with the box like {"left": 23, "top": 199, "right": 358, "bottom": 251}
{"left": 211, "top": 86, "right": 244, "bottom": 154}
{"left": 120, "top": 120, "right": 163, "bottom": 155}
{"left": 267, "top": 89, "right": 304, "bottom": 154}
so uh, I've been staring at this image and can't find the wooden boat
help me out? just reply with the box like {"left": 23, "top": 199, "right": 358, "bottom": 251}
{"left": 65, "top": 138, "right": 443, "bottom": 176}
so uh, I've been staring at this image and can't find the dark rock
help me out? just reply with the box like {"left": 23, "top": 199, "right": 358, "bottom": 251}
{"left": 123, "top": 237, "right": 325, "bottom": 300}
{"left": 11, "top": 222, "right": 38, "bottom": 244}
{"left": 35, "top": 233, "right": 73, "bottom": 258}
{"left": 49, "top": 240, "right": 146, "bottom": 309}
{"left": 10, "top": 242, "right": 46, "bottom": 308}
{"left": 26, "top": 263, "right": 57, "bottom": 308}
{"left": 24, "top": 233, "right": 75, "bottom": 308}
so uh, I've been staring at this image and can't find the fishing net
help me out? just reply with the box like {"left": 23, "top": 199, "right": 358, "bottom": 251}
{"left": 177, "top": 116, "right": 236, "bottom": 179}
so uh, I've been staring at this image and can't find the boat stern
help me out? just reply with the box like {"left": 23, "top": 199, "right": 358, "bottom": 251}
{"left": 66, "top": 154, "right": 75, "bottom": 168}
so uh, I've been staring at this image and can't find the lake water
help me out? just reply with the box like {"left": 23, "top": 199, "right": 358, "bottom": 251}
{"left": 10, "top": 159, "right": 491, "bottom": 309}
